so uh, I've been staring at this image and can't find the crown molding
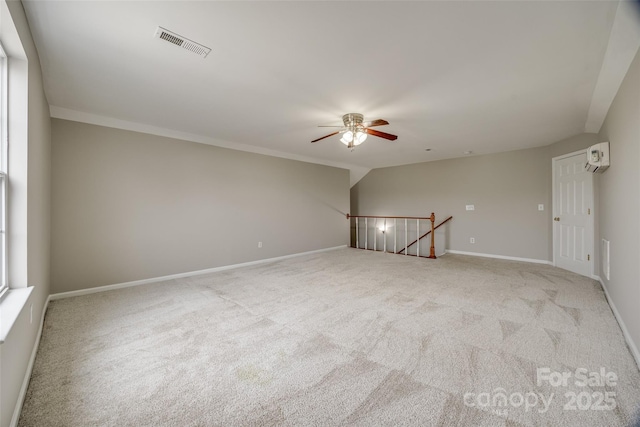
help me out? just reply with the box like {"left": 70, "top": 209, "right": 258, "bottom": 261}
{"left": 49, "top": 106, "right": 371, "bottom": 187}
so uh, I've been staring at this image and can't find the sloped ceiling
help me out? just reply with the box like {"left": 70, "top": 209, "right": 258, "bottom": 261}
{"left": 22, "top": 1, "right": 640, "bottom": 183}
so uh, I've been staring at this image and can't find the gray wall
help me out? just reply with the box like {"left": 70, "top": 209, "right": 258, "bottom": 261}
{"left": 51, "top": 119, "right": 349, "bottom": 293}
{"left": 597, "top": 48, "right": 640, "bottom": 359}
{"left": 352, "top": 137, "right": 595, "bottom": 262}
{"left": 0, "top": 1, "right": 51, "bottom": 426}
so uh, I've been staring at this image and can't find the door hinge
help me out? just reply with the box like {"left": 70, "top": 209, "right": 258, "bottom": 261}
{"left": 588, "top": 208, "right": 591, "bottom": 215}
{"left": 588, "top": 254, "right": 590, "bottom": 261}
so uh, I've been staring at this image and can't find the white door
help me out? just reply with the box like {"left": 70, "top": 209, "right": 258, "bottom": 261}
{"left": 553, "top": 151, "right": 594, "bottom": 277}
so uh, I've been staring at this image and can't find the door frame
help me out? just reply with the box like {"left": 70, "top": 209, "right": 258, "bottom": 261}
{"left": 552, "top": 149, "right": 595, "bottom": 277}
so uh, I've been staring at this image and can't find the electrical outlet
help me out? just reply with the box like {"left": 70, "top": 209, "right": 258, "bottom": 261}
{"left": 470, "top": 237, "right": 475, "bottom": 244}
{"left": 466, "top": 205, "right": 475, "bottom": 211}
{"left": 258, "top": 241, "right": 262, "bottom": 248}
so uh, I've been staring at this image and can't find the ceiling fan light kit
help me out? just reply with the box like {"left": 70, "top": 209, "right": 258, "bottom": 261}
{"left": 339, "top": 113, "right": 367, "bottom": 147}
{"left": 311, "top": 113, "right": 397, "bottom": 149}
{"left": 340, "top": 130, "right": 367, "bottom": 146}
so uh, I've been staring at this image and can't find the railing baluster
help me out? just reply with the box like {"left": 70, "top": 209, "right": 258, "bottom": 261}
{"left": 383, "top": 218, "right": 387, "bottom": 253}
{"left": 365, "top": 217, "right": 368, "bottom": 250}
{"left": 394, "top": 219, "right": 397, "bottom": 254}
{"left": 416, "top": 219, "right": 420, "bottom": 257}
{"left": 355, "top": 217, "right": 359, "bottom": 249}
{"left": 404, "top": 218, "right": 408, "bottom": 256}
{"left": 374, "top": 218, "right": 377, "bottom": 251}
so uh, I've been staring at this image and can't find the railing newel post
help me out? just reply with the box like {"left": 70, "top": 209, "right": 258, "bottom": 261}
{"left": 429, "top": 212, "right": 436, "bottom": 259}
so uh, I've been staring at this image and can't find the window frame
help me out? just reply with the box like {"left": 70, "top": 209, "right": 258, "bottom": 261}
{"left": 0, "top": 42, "right": 8, "bottom": 299}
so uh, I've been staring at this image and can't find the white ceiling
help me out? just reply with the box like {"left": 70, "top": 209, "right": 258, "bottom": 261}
{"left": 22, "top": 1, "right": 640, "bottom": 183}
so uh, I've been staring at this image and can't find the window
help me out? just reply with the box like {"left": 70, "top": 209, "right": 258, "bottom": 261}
{"left": 0, "top": 43, "right": 7, "bottom": 298}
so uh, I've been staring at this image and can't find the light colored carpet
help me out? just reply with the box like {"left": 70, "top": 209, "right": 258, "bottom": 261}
{"left": 19, "top": 248, "right": 640, "bottom": 426}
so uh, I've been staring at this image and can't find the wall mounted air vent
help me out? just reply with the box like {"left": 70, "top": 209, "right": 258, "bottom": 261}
{"left": 154, "top": 27, "right": 211, "bottom": 58}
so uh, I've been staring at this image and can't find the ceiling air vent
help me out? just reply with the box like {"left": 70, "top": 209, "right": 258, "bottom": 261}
{"left": 154, "top": 27, "right": 211, "bottom": 58}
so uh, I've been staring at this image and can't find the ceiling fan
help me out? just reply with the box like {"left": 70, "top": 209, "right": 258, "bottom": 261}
{"left": 311, "top": 113, "right": 397, "bottom": 150}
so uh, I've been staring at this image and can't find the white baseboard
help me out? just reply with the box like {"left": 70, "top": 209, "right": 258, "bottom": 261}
{"left": 597, "top": 277, "right": 640, "bottom": 370}
{"left": 50, "top": 245, "right": 347, "bottom": 301}
{"left": 444, "top": 249, "right": 552, "bottom": 265}
{"left": 10, "top": 294, "right": 51, "bottom": 427}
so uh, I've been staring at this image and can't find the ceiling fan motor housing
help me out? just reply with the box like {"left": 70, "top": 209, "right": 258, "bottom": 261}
{"left": 342, "top": 113, "right": 364, "bottom": 127}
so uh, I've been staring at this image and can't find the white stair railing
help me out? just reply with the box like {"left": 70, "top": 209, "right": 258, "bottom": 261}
{"left": 347, "top": 213, "right": 443, "bottom": 259}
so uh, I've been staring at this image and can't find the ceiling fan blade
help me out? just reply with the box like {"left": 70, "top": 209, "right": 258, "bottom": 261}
{"left": 365, "top": 128, "right": 398, "bottom": 141}
{"left": 317, "top": 125, "right": 345, "bottom": 128}
{"left": 311, "top": 131, "right": 340, "bottom": 143}
{"left": 365, "top": 119, "right": 389, "bottom": 127}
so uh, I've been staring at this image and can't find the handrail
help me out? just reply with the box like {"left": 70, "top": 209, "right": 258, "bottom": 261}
{"left": 398, "top": 216, "right": 453, "bottom": 254}
{"left": 347, "top": 212, "right": 451, "bottom": 259}
{"left": 347, "top": 214, "right": 432, "bottom": 220}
